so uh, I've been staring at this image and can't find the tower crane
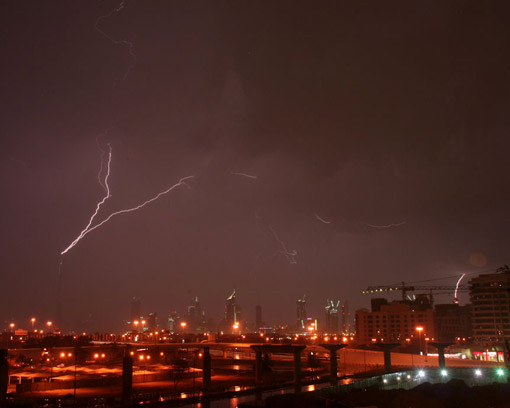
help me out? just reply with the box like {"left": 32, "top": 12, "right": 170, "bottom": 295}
{"left": 362, "top": 281, "right": 469, "bottom": 304}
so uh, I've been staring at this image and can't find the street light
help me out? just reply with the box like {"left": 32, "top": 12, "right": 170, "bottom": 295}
{"left": 415, "top": 327, "right": 424, "bottom": 356}
{"left": 31, "top": 317, "right": 36, "bottom": 332}
{"left": 9, "top": 323, "right": 15, "bottom": 331}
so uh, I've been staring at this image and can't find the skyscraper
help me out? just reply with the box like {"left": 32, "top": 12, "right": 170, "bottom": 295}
{"left": 188, "top": 296, "right": 206, "bottom": 332}
{"left": 147, "top": 312, "right": 158, "bottom": 331}
{"left": 296, "top": 295, "right": 307, "bottom": 330}
{"left": 168, "top": 311, "right": 180, "bottom": 333}
{"left": 342, "top": 301, "right": 351, "bottom": 334}
{"left": 324, "top": 300, "right": 340, "bottom": 334}
{"left": 225, "top": 290, "right": 241, "bottom": 331}
{"left": 470, "top": 266, "right": 510, "bottom": 344}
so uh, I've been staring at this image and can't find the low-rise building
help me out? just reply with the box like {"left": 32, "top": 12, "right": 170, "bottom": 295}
{"left": 356, "top": 297, "right": 436, "bottom": 344}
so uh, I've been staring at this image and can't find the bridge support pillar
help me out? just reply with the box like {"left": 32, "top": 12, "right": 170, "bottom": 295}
{"left": 122, "top": 347, "right": 133, "bottom": 404}
{"left": 0, "top": 350, "right": 8, "bottom": 403}
{"left": 255, "top": 350, "right": 263, "bottom": 382}
{"left": 319, "top": 344, "right": 348, "bottom": 381}
{"left": 293, "top": 350, "right": 302, "bottom": 387}
{"left": 374, "top": 343, "right": 400, "bottom": 372}
{"left": 429, "top": 343, "right": 453, "bottom": 369}
{"left": 202, "top": 347, "right": 211, "bottom": 391}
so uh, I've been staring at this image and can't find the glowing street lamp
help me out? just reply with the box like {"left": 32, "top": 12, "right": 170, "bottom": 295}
{"left": 31, "top": 317, "right": 36, "bottom": 332}
{"left": 9, "top": 323, "right": 15, "bottom": 331}
{"left": 47, "top": 321, "right": 53, "bottom": 329}
{"left": 416, "top": 327, "right": 424, "bottom": 355}
{"left": 180, "top": 322, "right": 187, "bottom": 332}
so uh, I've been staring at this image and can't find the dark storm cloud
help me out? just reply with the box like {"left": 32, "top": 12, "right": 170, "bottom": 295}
{"left": 1, "top": 1, "right": 509, "bottom": 331}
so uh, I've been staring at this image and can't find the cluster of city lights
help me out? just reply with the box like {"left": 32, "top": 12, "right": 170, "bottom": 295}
{"left": 7, "top": 318, "right": 54, "bottom": 332}
{"left": 382, "top": 368, "right": 507, "bottom": 385}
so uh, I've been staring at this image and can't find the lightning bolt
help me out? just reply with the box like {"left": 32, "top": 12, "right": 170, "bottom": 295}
{"left": 367, "top": 221, "right": 406, "bottom": 229}
{"left": 269, "top": 226, "right": 297, "bottom": 264}
{"left": 232, "top": 172, "right": 258, "bottom": 180}
{"left": 62, "top": 144, "right": 113, "bottom": 255}
{"left": 61, "top": 144, "right": 193, "bottom": 255}
{"left": 96, "top": 138, "right": 108, "bottom": 193}
{"left": 96, "top": 128, "right": 116, "bottom": 192}
{"left": 94, "top": 0, "right": 136, "bottom": 84}
{"left": 314, "top": 213, "right": 332, "bottom": 224}
{"left": 454, "top": 273, "right": 466, "bottom": 301}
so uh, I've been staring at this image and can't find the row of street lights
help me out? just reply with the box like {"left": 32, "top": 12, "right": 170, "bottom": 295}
{"left": 7, "top": 319, "right": 53, "bottom": 332}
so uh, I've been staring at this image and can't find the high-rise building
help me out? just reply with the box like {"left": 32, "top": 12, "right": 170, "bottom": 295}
{"left": 130, "top": 297, "right": 141, "bottom": 322}
{"left": 147, "top": 312, "right": 158, "bottom": 331}
{"left": 225, "top": 290, "right": 241, "bottom": 331}
{"left": 342, "top": 301, "right": 351, "bottom": 334}
{"left": 324, "top": 300, "right": 340, "bottom": 334}
{"left": 168, "top": 311, "right": 180, "bottom": 333}
{"left": 296, "top": 295, "right": 307, "bottom": 330}
{"left": 435, "top": 303, "right": 472, "bottom": 342}
{"left": 470, "top": 267, "right": 510, "bottom": 344}
{"left": 255, "top": 304, "right": 263, "bottom": 331}
{"left": 188, "top": 296, "right": 205, "bottom": 332}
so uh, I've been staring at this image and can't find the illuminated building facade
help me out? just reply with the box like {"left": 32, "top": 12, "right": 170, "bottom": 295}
{"left": 324, "top": 300, "right": 340, "bottom": 334}
{"left": 470, "top": 268, "right": 510, "bottom": 344}
{"left": 167, "top": 311, "right": 180, "bottom": 333}
{"left": 225, "top": 290, "right": 241, "bottom": 331}
{"left": 356, "top": 299, "right": 436, "bottom": 344}
{"left": 296, "top": 295, "right": 307, "bottom": 330}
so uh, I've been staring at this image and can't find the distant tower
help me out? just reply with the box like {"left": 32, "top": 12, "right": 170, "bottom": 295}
{"left": 255, "top": 304, "right": 263, "bottom": 331}
{"left": 147, "top": 312, "right": 158, "bottom": 331}
{"left": 130, "top": 297, "right": 141, "bottom": 322}
{"left": 325, "top": 300, "right": 340, "bottom": 334}
{"left": 225, "top": 290, "right": 241, "bottom": 331}
{"left": 296, "top": 295, "right": 307, "bottom": 330}
{"left": 342, "top": 301, "right": 351, "bottom": 333}
{"left": 188, "top": 296, "right": 203, "bottom": 332}
{"left": 168, "top": 311, "right": 180, "bottom": 333}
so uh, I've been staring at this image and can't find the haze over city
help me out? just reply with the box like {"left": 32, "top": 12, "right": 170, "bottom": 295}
{"left": 2, "top": 1, "right": 510, "bottom": 333}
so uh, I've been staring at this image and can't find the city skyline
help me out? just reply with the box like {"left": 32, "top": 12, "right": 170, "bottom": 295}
{"left": 2, "top": 1, "right": 510, "bottom": 331}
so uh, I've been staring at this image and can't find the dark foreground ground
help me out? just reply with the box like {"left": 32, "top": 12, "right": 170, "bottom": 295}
{"left": 242, "top": 379, "right": 510, "bottom": 408}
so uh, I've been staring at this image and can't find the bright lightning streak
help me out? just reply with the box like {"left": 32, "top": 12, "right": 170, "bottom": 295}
{"left": 454, "top": 273, "right": 466, "bottom": 300}
{"left": 232, "top": 172, "right": 258, "bottom": 180}
{"left": 96, "top": 137, "right": 109, "bottom": 193}
{"left": 269, "top": 226, "right": 297, "bottom": 264}
{"left": 94, "top": 0, "right": 136, "bottom": 84}
{"left": 315, "top": 213, "right": 332, "bottom": 224}
{"left": 61, "top": 176, "right": 194, "bottom": 255}
{"left": 61, "top": 144, "right": 113, "bottom": 255}
{"left": 367, "top": 221, "right": 406, "bottom": 229}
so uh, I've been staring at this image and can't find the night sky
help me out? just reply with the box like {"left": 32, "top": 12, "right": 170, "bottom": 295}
{"left": 1, "top": 1, "right": 510, "bottom": 332}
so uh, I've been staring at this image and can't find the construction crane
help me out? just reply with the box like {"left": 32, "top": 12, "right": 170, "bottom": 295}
{"left": 362, "top": 281, "right": 469, "bottom": 304}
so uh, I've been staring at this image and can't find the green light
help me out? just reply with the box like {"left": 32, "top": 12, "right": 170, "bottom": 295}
{"left": 497, "top": 368, "right": 505, "bottom": 376}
